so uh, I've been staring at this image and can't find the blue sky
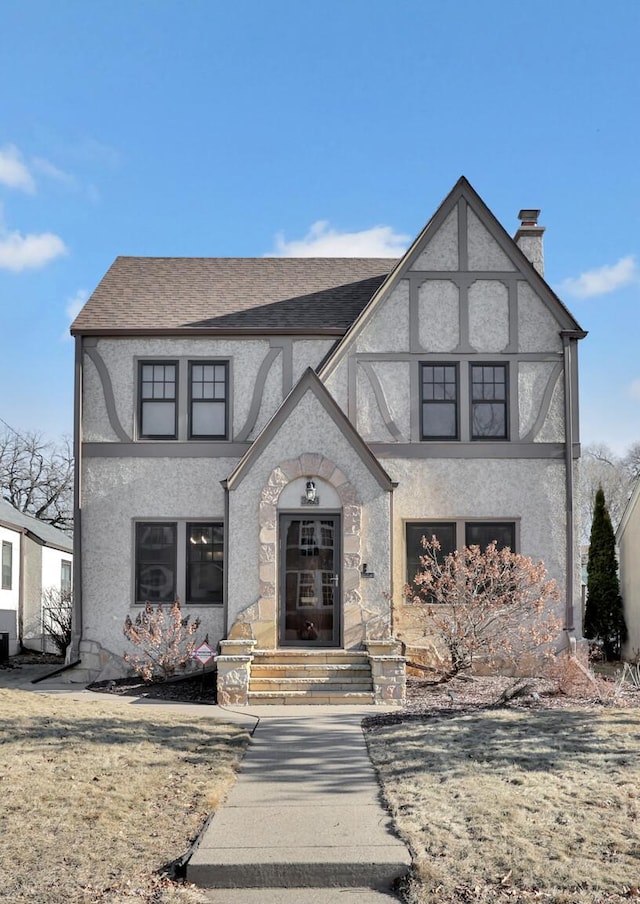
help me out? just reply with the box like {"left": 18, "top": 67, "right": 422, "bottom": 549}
{"left": 0, "top": 0, "right": 638, "bottom": 453}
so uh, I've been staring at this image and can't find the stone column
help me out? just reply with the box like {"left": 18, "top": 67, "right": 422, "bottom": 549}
{"left": 366, "top": 640, "right": 406, "bottom": 706}
{"left": 216, "top": 639, "right": 257, "bottom": 706}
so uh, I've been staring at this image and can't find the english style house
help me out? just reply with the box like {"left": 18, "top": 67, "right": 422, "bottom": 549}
{"left": 69, "top": 178, "right": 586, "bottom": 703}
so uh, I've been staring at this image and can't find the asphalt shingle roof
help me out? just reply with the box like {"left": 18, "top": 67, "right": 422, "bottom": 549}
{"left": 71, "top": 257, "right": 397, "bottom": 334}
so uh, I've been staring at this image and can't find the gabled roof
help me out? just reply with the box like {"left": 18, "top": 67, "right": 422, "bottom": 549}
{"left": 319, "top": 177, "right": 585, "bottom": 378}
{"left": 71, "top": 257, "right": 394, "bottom": 335}
{"left": 225, "top": 368, "right": 395, "bottom": 491}
{"left": 0, "top": 498, "right": 73, "bottom": 552}
{"left": 617, "top": 477, "right": 640, "bottom": 542}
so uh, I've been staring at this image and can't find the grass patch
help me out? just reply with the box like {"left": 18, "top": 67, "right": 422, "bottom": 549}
{"left": 0, "top": 689, "right": 249, "bottom": 903}
{"left": 366, "top": 706, "right": 640, "bottom": 903}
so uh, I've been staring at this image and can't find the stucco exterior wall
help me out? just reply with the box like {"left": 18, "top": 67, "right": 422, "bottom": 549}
{"left": 468, "top": 280, "right": 509, "bottom": 352}
{"left": 412, "top": 207, "right": 459, "bottom": 271}
{"left": 292, "top": 339, "right": 336, "bottom": 385}
{"left": 518, "top": 283, "right": 563, "bottom": 353}
{"left": 355, "top": 281, "right": 410, "bottom": 353}
{"left": 619, "top": 485, "right": 640, "bottom": 659}
{"left": 385, "top": 457, "right": 572, "bottom": 645}
{"left": 227, "top": 389, "right": 392, "bottom": 647}
{"left": 80, "top": 456, "right": 233, "bottom": 669}
{"left": 467, "top": 208, "right": 516, "bottom": 271}
{"left": 418, "top": 280, "right": 459, "bottom": 351}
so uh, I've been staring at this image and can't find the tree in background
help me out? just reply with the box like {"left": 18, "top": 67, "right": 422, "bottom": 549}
{"left": 584, "top": 487, "right": 627, "bottom": 660}
{"left": 0, "top": 428, "right": 73, "bottom": 535}
{"left": 405, "top": 538, "right": 562, "bottom": 680}
{"left": 579, "top": 442, "right": 638, "bottom": 544}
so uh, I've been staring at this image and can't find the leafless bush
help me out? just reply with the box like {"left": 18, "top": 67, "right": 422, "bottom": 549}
{"left": 123, "top": 600, "right": 201, "bottom": 682}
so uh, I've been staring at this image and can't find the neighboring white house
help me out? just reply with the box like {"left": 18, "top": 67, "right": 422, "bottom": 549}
{"left": 617, "top": 477, "right": 640, "bottom": 660}
{"left": 0, "top": 498, "right": 73, "bottom": 657}
{"left": 69, "top": 177, "right": 586, "bottom": 702}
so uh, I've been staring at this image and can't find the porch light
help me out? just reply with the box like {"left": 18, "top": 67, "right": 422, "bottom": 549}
{"left": 305, "top": 480, "right": 317, "bottom": 503}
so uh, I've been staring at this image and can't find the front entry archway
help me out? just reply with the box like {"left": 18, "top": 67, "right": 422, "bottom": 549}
{"left": 279, "top": 513, "right": 341, "bottom": 646}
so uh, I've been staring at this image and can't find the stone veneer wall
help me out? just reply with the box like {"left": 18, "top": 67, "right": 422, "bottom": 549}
{"left": 229, "top": 452, "right": 374, "bottom": 648}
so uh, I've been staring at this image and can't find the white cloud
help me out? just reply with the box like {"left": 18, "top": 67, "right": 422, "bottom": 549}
{"left": 271, "top": 220, "right": 409, "bottom": 257}
{"left": 66, "top": 288, "right": 88, "bottom": 322}
{"left": 0, "top": 229, "right": 67, "bottom": 271}
{"left": 629, "top": 379, "right": 640, "bottom": 401}
{"left": 558, "top": 255, "right": 639, "bottom": 298}
{"left": 32, "top": 156, "right": 75, "bottom": 187}
{"left": 0, "top": 144, "right": 36, "bottom": 193}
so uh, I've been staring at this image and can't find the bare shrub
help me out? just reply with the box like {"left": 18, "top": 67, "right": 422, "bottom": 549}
{"left": 123, "top": 600, "right": 201, "bottom": 682}
{"left": 405, "top": 538, "right": 562, "bottom": 680}
{"left": 546, "top": 647, "right": 617, "bottom": 703}
{"left": 41, "top": 586, "right": 72, "bottom": 656}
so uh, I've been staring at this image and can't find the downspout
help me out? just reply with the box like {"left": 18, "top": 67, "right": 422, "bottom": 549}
{"left": 221, "top": 478, "right": 230, "bottom": 639}
{"left": 69, "top": 335, "right": 83, "bottom": 662}
{"left": 561, "top": 329, "right": 587, "bottom": 638}
{"left": 389, "top": 481, "right": 398, "bottom": 636}
{"left": 18, "top": 530, "right": 25, "bottom": 651}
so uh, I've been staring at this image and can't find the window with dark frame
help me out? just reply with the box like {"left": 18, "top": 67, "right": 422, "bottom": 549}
{"left": 406, "top": 522, "right": 456, "bottom": 586}
{"left": 421, "top": 364, "right": 458, "bottom": 439}
{"left": 406, "top": 520, "right": 516, "bottom": 589}
{"left": 139, "top": 362, "right": 177, "bottom": 439}
{"left": 135, "top": 522, "right": 177, "bottom": 603}
{"left": 186, "top": 523, "right": 224, "bottom": 604}
{"left": 189, "top": 362, "right": 228, "bottom": 439}
{"left": 1, "top": 541, "right": 12, "bottom": 590}
{"left": 470, "top": 364, "right": 508, "bottom": 439}
{"left": 465, "top": 521, "right": 515, "bottom": 552}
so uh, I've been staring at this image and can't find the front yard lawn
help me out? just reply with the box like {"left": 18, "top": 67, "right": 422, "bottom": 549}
{"left": 366, "top": 683, "right": 640, "bottom": 904}
{"left": 0, "top": 689, "right": 248, "bottom": 904}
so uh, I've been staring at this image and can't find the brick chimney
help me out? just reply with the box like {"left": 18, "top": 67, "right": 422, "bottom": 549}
{"left": 514, "top": 209, "right": 545, "bottom": 276}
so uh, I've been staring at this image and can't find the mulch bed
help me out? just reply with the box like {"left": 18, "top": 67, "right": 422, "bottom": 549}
{"left": 88, "top": 669, "right": 218, "bottom": 703}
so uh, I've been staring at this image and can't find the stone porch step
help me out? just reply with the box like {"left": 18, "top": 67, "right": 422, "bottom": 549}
{"left": 247, "top": 690, "right": 376, "bottom": 705}
{"left": 248, "top": 649, "right": 375, "bottom": 705}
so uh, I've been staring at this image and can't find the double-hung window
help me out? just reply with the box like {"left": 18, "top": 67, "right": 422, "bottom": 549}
{"left": 138, "top": 359, "right": 229, "bottom": 440}
{"left": 139, "top": 362, "right": 178, "bottom": 439}
{"left": 470, "top": 364, "right": 508, "bottom": 439}
{"left": 421, "top": 364, "right": 458, "bottom": 440}
{"left": 135, "top": 521, "right": 224, "bottom": 605}
{"left": 1, "top": 541, "right": 12, "bottom": 590}
{"left": 60, "top": 560, "right": 72, "bottom": 598}
{"left": 189, "top": 362, "right": 228, "bottom": 439}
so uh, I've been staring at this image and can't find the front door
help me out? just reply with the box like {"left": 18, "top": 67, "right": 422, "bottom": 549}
{"left": 279, "top": 514, "right": 341, "bottom": 646}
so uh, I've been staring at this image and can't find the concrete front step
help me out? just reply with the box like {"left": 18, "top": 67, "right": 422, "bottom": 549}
{"left": 251, "top": 665, "right": 372, "bottom": 679}
{"left": 251, "top": 679, "right": 373, "bottom": 693}
{"left": 248, "top": 690, "right": 375, "bottom": 705}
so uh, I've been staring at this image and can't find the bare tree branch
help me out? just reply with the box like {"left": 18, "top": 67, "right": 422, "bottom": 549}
{"left": 0, "top": 429, "right": 73, "bottom": 535}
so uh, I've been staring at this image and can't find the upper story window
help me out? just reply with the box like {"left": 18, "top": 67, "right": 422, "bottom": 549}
{"left": 189, "top": 362, "right": 228, "bottom": 439}
{"left": 470, "top": 364, "right": 508, "bottom": 439}
{"left": 139, "top": 362, "right": 178, "bottom": 439}
{"left": 1, "top": 541, "right": 12, "bottom": 590}
{"left": 421, "top": 364, "right": 458, "bottom": 440}
{"left": 137, "top": 359, "right": 229, "bottom": 441}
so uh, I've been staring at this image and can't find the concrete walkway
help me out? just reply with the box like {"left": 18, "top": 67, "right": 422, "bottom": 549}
{"left": 3, "top": 664, "right": 410, "bottom": 900}
{"left": 188, "top": 705, "right": 410, "bottom": 899}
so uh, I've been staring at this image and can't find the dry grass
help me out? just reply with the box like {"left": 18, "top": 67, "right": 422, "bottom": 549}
{"left": 0, "top": 689, "right": 249, "bottom": 903}
{"left": 366, "top": 695, "right": 640, "bottom": 904}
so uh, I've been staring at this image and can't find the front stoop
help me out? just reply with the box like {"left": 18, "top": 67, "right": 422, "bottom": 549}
{"left": 248, "top": 650, "right": 375, "bottom": 705}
